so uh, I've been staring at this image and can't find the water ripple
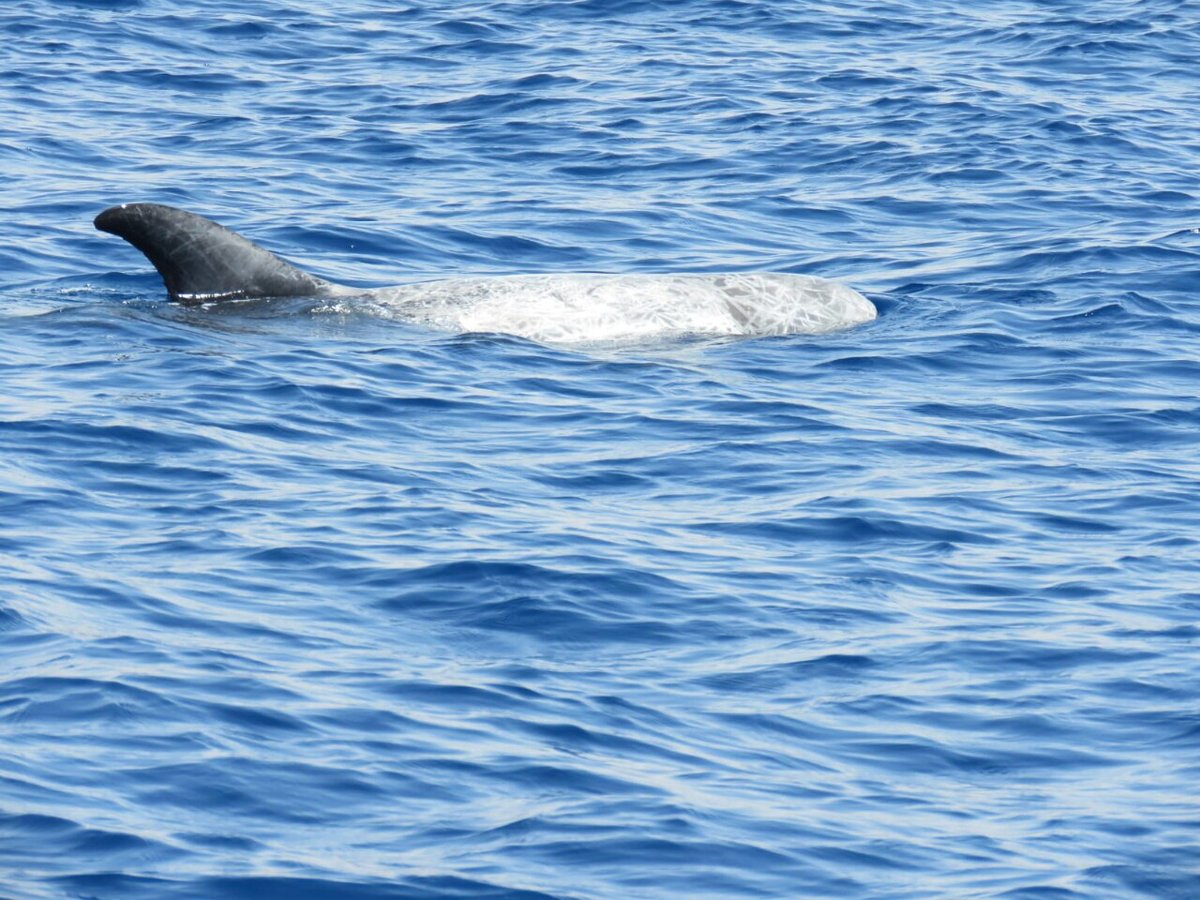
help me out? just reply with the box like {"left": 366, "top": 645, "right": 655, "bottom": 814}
{"left": 3, "top": 0, "right": 1200, "bottom": 897}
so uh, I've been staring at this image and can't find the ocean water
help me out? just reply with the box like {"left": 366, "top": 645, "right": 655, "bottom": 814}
{"left": 2, "top": 0, "right": 1199, "bottom": 897}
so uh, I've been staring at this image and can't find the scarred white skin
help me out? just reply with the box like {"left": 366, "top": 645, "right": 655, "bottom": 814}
{"left": 325, "top": 272, "right": 876, "bottom": 343}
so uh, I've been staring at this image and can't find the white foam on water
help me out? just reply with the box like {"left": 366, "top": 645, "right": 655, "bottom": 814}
{"left": 334, "top": 273, "right": 875, "bottom": 343}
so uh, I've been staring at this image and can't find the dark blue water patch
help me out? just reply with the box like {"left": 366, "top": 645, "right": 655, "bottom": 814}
{"left": 695, "top": 514, "right": 999, "bottom": 548}
{"left": 51, "top": 873, "right": 562, "bottom": 900}
{"left": 372, "top": 560, "right": 702, "bottom": 646}
{"left": 0, "top": 813, "right": 177, "bottom": 870}
{"left": 698, "top": 653, "right": 878, "bottom": 692}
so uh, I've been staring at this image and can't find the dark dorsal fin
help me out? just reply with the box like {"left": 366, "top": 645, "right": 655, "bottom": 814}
{"left": 94, "top": 203, "right": 337, "bottom": 302}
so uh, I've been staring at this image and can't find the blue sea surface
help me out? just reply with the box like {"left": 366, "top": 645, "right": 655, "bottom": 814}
{"left": 3, "top": 0, "right": 1200, "bottom": 897}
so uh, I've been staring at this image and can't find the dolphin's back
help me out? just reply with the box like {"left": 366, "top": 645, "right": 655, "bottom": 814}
{"left": 94, "top": 203, "right": 334, "bottom": 302}
{"left": 93, "top": 203, "right": 876, "bottom": 340}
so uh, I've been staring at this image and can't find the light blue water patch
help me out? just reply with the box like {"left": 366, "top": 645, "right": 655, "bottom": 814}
{"left": 2, "top": 1, "right": 1200, "bottom": 898}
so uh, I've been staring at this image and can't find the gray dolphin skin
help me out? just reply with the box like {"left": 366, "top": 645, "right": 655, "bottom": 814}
{"left": 94, "top": 203, "right": 339, "bottom": 303}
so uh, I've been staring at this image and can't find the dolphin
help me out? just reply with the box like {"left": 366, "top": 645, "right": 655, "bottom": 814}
{"left": 94, "top": 203, "right": 876, "bottom": 341}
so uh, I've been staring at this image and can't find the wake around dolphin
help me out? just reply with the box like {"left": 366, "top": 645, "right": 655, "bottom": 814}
{"left": 94, "top": 203, "right": 876, "bottom": 343}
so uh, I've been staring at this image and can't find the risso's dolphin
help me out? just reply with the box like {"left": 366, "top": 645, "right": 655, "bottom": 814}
{"left": 95, "top": 203, "right": 876, "bottom": 342}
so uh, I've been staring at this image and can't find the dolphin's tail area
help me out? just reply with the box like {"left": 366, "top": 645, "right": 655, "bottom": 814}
{"left": 94, "top": 203, "right": 337, "bottom": 302}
